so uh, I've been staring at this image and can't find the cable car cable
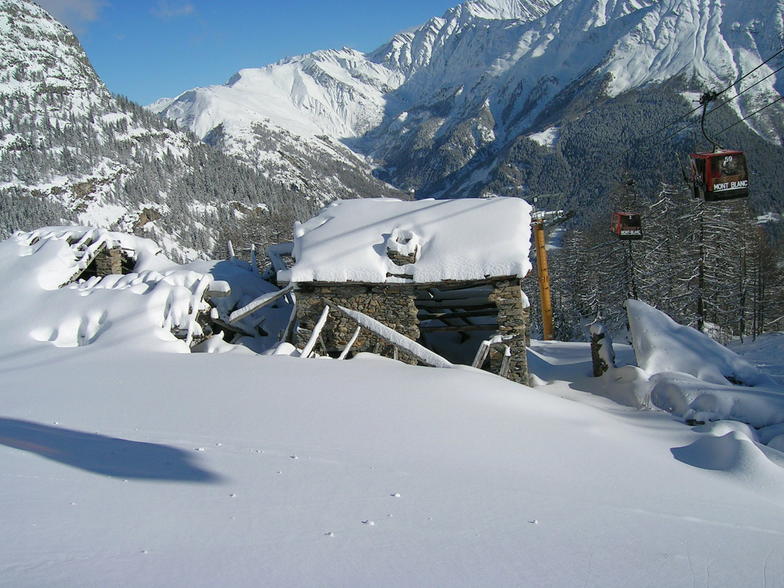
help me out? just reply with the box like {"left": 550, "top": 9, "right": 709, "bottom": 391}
{"left": 713, "top": 94, "right": 784, "bottom": 136}
{"left": 713, "top": 45, "right": 784, "bottom": 99}
{"left": 705, "top": 62, "right": 784, "bottom": 117}
{"left": 661, "top": 65, "right": 784, "bottom": 142}
{"left": 608, "top": 48, "right": 783, "bottom": 195}
{"left": 638, "top": 46, "right": 784, "bottom": 141}
{"left": 698, "top": 91, "right": 721, "bottom": 150}
{"left": 657, "top": 62, "right": 784, "bottom": 145}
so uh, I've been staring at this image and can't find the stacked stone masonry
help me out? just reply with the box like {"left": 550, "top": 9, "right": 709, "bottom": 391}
{"left": 296, "top": 284, "right": 421, "bottom": 365}
{"left": 295, "top": 277, "right": 530, "bottom": 384}
{"left": 386, "top": 248, "right": 418, "bottom": 267}
{"left": 487, "top": 278, "right": 529, "bottom": 385}
{"left": 95, "top": 246, "right": 123, "bottom": 276}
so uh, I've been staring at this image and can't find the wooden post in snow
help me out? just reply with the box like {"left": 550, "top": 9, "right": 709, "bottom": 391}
{"left": 534, "top": 219, "right": 554, "bottom": 340}
{"left": 590, "top": 322, "right": 615, "bottom": 377}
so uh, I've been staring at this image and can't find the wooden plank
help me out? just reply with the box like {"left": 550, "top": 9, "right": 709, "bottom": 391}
{"left": 338, "top": 326, "right": 361, "bottom": 360}
{"left": 211, "top": 318, "right": 257, "bottom": 339}
{"left": 301, "top": 305, "right": 330, "bottom": 359}
{"left": 229, "top": 284, "right": 295, "bottom": 323}
{"left": 328, "top": 301, "right": 452, "bottom": 369}
{"left": 279, "top": 297, "right": 298, "bottom": 344}
{"left": 422, "top": 286, "right": 494, "bottom": 300}
{"left": 472, "top": 340, "right": 491, "bottom": 368}
{"left": 419, "top": 324, "right": 497, "bottom": 333}
{"left": 499, "top": 345, "right": 512, "bottom": 378}
{"left": 415, "top": 299, "right": 496, "bottom": 310}
{"left": 417, "top": 309, "right": 498, "bottom": 321}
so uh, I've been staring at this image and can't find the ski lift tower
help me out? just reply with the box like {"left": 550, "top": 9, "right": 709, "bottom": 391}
{"left": 530, "top": 206, "right": 571, "bottom": 341}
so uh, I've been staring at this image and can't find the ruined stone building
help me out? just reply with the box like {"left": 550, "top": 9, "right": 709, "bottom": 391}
{"left": 278, "top": 197, "right": 533, "bottom": 383}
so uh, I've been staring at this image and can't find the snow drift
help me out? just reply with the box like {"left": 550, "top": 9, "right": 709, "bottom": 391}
{"left": 1, "top": 229, "right": 784, "bottom": 587}
{"left": 627, "top": 299, "right": 784, "bottom": 430}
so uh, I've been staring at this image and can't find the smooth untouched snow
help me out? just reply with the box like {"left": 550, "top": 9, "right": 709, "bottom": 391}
{"left": 2, "top": 229, "right": 784, "bottom": 587}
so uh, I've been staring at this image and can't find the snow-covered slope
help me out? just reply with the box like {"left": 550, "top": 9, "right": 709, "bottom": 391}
{"left": 150, "top": 48, "right": 404, "bottom": 201}
{"left": 0, "top": 0, "right": 401, "bottom": 261}
{"left": 156, "top": 0, "right": 784, "bottom": 204}
{"left": 3, "top": 227, "right": 784, "bottom": 586}
{"left": 0, "top": 0, "right": 267, "bottom": 260}
{"left": 155, "top": 49, "right": 401, "bottom": 139}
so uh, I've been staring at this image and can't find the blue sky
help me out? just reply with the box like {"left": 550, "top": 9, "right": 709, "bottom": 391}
{"left": 36, "top": 0, "right": 460, "bottom": 106}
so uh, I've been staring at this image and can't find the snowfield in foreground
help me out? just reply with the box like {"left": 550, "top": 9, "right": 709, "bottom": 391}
{"left": 2, "top": 229, "right": 784, "bottom": 587}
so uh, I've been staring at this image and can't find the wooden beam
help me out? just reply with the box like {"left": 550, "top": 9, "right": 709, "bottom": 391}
{"left": 415, "top": 299, "right": 496, "bottom": 310}
{"left": 417, "top": 309, "right": 498, "bottom": 321}
{"left": 419, "top": 324, "right": 497, "bottom": 333}
{"left": 420, "top": 286, "right": 494, "bottom": 301}
{"left": 211, "top": 318, "right": 257, "bottom": 339}
{"left": 301, "top": 305, "right": 330, "bottom": 359}
{"left": 338, "top": 326, "right": 361, "bottom": 360}
{"left": 327, "top": 301, "right": 452, "bottom": 369}
{"left": 229, "top": 284, "right": 294, "bottom": 323}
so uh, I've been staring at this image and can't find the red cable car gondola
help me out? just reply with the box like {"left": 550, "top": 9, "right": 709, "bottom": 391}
{"left": 610, "top": 212, "right": 642, "bottom": 240}
{"left": 690, "top": 150, "right": 749, "bottom": 201}
{"left": 688, "top": 91, "right": 750, "bottom": 201}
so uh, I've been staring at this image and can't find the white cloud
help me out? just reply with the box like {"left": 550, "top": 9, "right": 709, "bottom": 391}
{"left": 35, "top": 0, "right": 107, "bottom": 32}
{"left": 151, "top": 1, "right": 195, "bottom": 19}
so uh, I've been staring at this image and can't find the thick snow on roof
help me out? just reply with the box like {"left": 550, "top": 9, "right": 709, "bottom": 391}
{"left": 283, "top": 197, "right": 532, "bottom": 284}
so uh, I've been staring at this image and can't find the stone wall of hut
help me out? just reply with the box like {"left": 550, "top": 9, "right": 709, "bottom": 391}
{"left": 95, "top": 246, "right": 123, "bottom": 276}
{"left": 295, "top": 283, "right": 421, "bottom": 364}
{"left": 487, "top": 278, "right": 529, "bottom": 385}
{"left": 294, "top": 278, "right": 529, "bottom": 384}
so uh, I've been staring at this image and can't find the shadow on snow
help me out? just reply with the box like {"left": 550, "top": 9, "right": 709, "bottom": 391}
{"left": 0, "top": 417, "right": 222, "bottom": 483}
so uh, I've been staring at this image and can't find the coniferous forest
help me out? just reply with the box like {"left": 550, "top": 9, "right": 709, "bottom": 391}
{"left": 525, "top": 182, "right": 784, "bottom": 342}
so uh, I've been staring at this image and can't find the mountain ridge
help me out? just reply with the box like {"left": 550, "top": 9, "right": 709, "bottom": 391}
{"left": 0, "top": 0, "right": 401, "bottom": 259}
{"left": 155, "top": 0, "right": 784, "bottom": 210}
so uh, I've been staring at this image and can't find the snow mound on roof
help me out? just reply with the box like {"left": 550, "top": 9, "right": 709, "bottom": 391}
{"left": 4, "top": 227, "right": 216, "bottom": 353}
{"left": 284, "top": 197, "right": 532, "bottom": 284}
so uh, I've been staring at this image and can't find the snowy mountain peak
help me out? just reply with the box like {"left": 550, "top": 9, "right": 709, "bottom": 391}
{"left": 0, "top": 0, "right": 104, "bottom": 99}
{"left": 459, "top": 0, "right": 561, "bottom": 21}
{"left": 155, "top": 0, "right": 784, "bottom": 207}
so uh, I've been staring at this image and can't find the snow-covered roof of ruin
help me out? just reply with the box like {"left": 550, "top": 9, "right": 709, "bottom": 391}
{"left": 281, "top": 197, "right": 532, "bottom": 284}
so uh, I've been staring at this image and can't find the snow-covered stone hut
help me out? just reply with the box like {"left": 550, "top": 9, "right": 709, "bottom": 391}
{"left": 278, "top": 198, "right": 533, "bottom": 383}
